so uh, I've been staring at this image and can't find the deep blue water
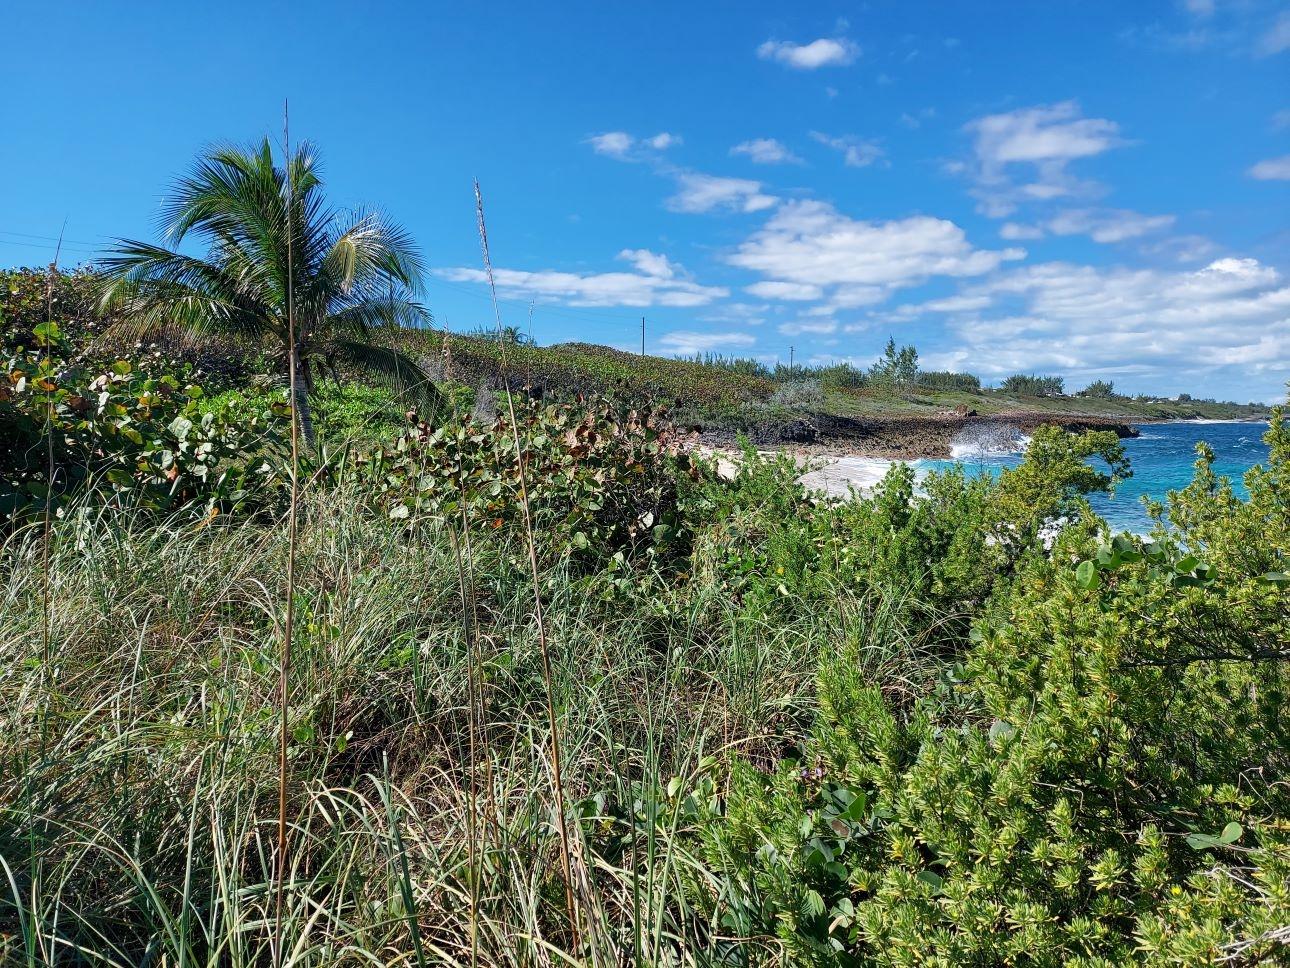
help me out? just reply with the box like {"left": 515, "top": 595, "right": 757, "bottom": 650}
{"left": 918, "top": 421, "right": 1272, "bottom": 534}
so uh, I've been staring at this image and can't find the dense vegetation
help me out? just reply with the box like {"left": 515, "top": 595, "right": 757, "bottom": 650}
{"left": 0, "top": 138, "right": 1285, "bottom": 963}
{"left": 3, "top": 259, "right": 1288, "bottom": 965}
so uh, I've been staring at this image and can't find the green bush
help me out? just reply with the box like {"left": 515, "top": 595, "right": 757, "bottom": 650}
{"left": 1001, "top": 373, "right": 1066, "bottom": 397}
{"left": 681, "top": 417, "right": 1289, "bottom": 966}
{"left": 917, "top": 370, "right": 982, "bottom": 393}
{"left": 1, "top": 323, "right": 285, "bottom": 522}
{"left": 349, "top": 396, "right": 695, "bottom": 576}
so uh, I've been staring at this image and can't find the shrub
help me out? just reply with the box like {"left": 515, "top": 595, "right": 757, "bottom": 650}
{"left": 1, "top": 322, "right": 285, "bottom": 522}
{"left": 1002, "top": 373, "right": 1066, "bottom": 397}
{"left": 770, "top": 380, "right": 826, "bottom": 409}
{"left": 687, "top": 418, "right": 1290, "bottom": 965}
{"left": 349, "top": 397, "right": 694, "bottom": 575}
{"left": 869, "top": 338, "right": 919, "bottom": 387}
{"left": 1077, "top": 379, "right": 1118, "bottom": 399}
{"left": 916, "top": 370, "right": 981, "bottom": 392}
{"left": 818, "top": 364, "right": 868, "bottom": 391}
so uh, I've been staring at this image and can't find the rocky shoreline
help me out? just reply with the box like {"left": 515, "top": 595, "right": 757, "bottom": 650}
{"left": 701, "top": 411, "right": 1141, "bottom": 460}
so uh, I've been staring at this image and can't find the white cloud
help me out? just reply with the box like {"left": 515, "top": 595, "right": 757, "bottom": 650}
{"left": 919, "top": 294, "right": 995, "bottom": 313}
{"left": 586, "top": 131, "right": 680, "bottom": 159}
{"left": 810, "top": 131, "right": 885, "bottom": 168}
{"left": 666, "top": 172, "right": 778, "bottom": 214}
{"left": 1140, "top": 234, "right": 1220, "bottom": 264}
{"left": 1048, "top": 208, "right": 1176, "bottom": 243}
{"left": 1002, "top": 209, "right": 1174, "bottom": 243}
{"left": 646, "top": 132, "right": 682, "bottom": 150}
{"left": 587, "top": 131, "right": 634, "bottom": 158}
{"left": 617, "top": 248, "right": 677, "bottom": 278}
{"left": 964, "top": 101, "right": 1125, "bottom": 216}
{"left": 779, "top": 320, "right": 838, "bottom": 336}
{"left": 1000, "top": 222, "right": 1045, "bottom": 240}
{"left": 970, "top": 101, "right": 1122, "bottom": 165}
{"left": 1181, "top": 0, "right": 1215, "bottom": 17}
{"left": 658, "top": 330, "right": 756, "bottom": 354}
{"left": 433, "top": 249, "right": 728, "bottom": 308}
{"left": 1249, "top": 154, "right": 1290, "bottom": 180}
{"left": 933, "top": 257, "right": 1290, "bottom": 395}
{"left": 745, "top": 280, "right": 823, "bottom": 300}
{"left": 726, "top": 200, "right": 1024, "bottom": 305}
{"left": 757, "top": 37, "right": 860, "bottom": 69}
{"left": 899, "top": 107, "right": 937, "bottom": 130}
{"left": 1256, "top": 11, "right": 1290, "bottom": 56}
{"left": 699, "top": 303, "right": 770, "bottom": 326}
{"left": 730, "top": 138, "right": 803, "bottom": 165}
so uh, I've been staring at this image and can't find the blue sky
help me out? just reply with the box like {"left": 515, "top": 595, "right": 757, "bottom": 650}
{"left": 3, "top": 1, "right": 1288, "bottom": 401}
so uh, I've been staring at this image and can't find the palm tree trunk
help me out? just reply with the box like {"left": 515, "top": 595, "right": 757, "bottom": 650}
{"left": 290, "top": 348, "right": 317, "bottom": 450}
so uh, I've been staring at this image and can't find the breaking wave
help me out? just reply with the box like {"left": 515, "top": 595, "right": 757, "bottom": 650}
{"left": 949, "top": 424, "right": 1031, "bottom": 460}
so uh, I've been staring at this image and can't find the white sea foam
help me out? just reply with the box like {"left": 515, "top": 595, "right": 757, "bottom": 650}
{"left": 797, "top": 457, "right": 894, "bottom": 498}
{"left": 948, "top": 424, "right": 1031, "bottom": 460}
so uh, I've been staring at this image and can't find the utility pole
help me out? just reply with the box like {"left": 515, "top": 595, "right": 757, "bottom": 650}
{"left": 641, "top": 316, "right": 646, "bottom": 357}
{"left": 789, "top": 345, "right": 794, "bottom": 379}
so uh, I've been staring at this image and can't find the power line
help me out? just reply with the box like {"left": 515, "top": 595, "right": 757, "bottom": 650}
{"left": 0, "top": 226, "right": 659, "bottom": 338}
{"left": 0, "top": 228, "right": 110, "bottom": 247}
{"left": 0, "top": 238, "right": 103, "bottom": 256}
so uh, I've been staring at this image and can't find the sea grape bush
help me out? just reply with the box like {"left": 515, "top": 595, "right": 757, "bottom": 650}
{"left": 351, "top": 396, "right": 695, "bottom": 575}
{"left": 1, "top": 321, "right": 285, "bottom": 521}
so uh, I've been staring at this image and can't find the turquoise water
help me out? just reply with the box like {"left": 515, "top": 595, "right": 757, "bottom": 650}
{"left": 918, "top": 421, "right": 1272, "bottom": 534}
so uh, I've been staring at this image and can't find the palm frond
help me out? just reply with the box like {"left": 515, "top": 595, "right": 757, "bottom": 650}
{"left": 327, "top": 291, "right": 431, "bottom": 339}
{"left": 96, "top": 241, "right": 271, "bottom": 341}
{"left": 330, "top": 339, "right": 444, "bottom": 418}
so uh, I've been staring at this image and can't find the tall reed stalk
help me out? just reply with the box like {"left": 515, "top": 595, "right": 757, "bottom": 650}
{"left": 274, "top": 100, "right": 301, "bottom": 966}
{"left": 473, "top": 179, "right": 581, "bottom": 948}
{"left": 40, "top": 224, "right": 66, "bottom": 720}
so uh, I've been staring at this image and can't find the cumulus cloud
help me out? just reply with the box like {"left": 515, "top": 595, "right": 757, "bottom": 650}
{"left": 963, "top": 101, "right": 1125, "bottom": 216}
{"left": 778, "top": 320, "right": 838, "bottom": 336}
{"left": 586, "top": 131, "right": 681, "bottom": 159}
{"left": 666, "top": 172, "right": 778, "bottom": 214}
{"left": 809, "top": 131, "right": 885, "bottom": 168}
{"left": 433, "top": 249, "right": 727, "bottom": 308}
{"left": 756, "top": 37, "right": 859, "bottom": 69}
{"left": 617, "top": 248, "right": 677, "bottom": 278}
{"left": 658, "top": 330, "right": 756, "bottom": 354}
{"left": 1003, "top": 208, "right": 1176, "bottom": 243}
{"left": 1000, "top": 222, "right": 1045, "bottom": 240}
{"left": 1249, "top": 154, "right": 1290, "bottom": 179}
{"left": 930, "top": 257, "right": 1290, "bottom": 396}
{"left": 726, "top": 200, "right": 1024, "bottom": 308}
{"left": 699, "top": 303, "right": 770, "bottom": 326}
{"left": 745, "top": 280, "right": 823, "bottom": 300}
{"left": 587, "top": 131, "right": 634, "bottom": 158}
{"left": 730, "top": 138, "right": 803, "bottom": 164}
{"left": 1256, "top": 11, "right": 1290, "bottom": 56}
{"left": 1049, "top": 208, "right": 1175, "bottom": 242}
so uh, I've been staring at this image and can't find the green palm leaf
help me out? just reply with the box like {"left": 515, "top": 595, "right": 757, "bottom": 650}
{"left": 97, "top": 138, "right": 439, "bottom": 447}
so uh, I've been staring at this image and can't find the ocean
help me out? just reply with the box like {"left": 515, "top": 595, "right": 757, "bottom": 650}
{"left": 917, "top": 420, "right": 1273, "bottom": 534}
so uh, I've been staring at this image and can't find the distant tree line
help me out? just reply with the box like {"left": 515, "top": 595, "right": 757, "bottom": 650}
{"left": 688, "top": 342, "right": 1266, "bottom": 407}
{"left": 1001, "top": 373, "right": 1066, "bottom": 397}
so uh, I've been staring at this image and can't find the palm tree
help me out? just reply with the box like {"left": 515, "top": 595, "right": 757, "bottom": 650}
{"left": 98, "top": 139, "right": 440, "bottom": 448}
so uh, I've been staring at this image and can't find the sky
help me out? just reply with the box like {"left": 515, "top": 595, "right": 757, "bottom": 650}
{"left": 3, "top": 1, "right": 1288, "bottom": 402}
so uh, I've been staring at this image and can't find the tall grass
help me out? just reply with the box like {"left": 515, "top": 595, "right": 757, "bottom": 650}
{"left": 0, "top": 483, "right": 924, "bottom": 964}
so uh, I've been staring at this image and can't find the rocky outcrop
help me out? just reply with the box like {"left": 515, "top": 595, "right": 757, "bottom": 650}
{"left": 702, "top": 411, "right": 1139, "bottom": 460}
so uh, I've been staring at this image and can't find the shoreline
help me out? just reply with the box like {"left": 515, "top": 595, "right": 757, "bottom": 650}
{"left": 701, "top": 411, "right": 1144, "bottom": 461}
